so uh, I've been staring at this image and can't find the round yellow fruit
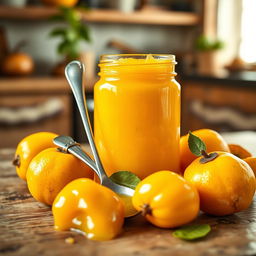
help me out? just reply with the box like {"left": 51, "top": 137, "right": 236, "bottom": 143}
{"left": 26, "top": 147, "right": 94, "bottom": 205}
{"left": 180, "top": 129, "right": 230, "bottom": 173}
{"left": 52, "top": 178, "right": 124, "bottom": 241}
{"left": 184, "top": 152, "right": 255, "bottom": 216}
{"left": 13, "top": 132, "right": 58, "bottom": 180}
{"left": 132, "top": 171, "right": 200, "bottom": 228}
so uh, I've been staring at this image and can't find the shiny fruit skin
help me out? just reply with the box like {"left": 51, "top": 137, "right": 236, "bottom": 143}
{"left": 14, "top": 132, "right": 58, "bottom": 180}
{"left": 52, "top": 178, "right": 124, "bottom": 241}
{"left": 244, "top": 157, "right": 256, "bottom": 177}
{"left": 41, "top": 0, "right": 78, "bottom": 7}
{"left": 180, "top": 129, "right": 230, "bottom": 173}
{"left": 184, "top": 152, "right": 255, "bottom": 216}
{"left": 2, "top": 53, "right": 34, "bottom": 76}
{"left": 132, "top": 171, "right": 200, "bottom": 228}
{"left": 26, "top": 148, "right": 94, "bottom": 205}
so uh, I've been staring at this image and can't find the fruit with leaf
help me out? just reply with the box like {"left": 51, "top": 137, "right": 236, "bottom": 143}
{"left": 132, "top": 170, "right": 200, "bottom": 228}
{"left": 52, "top": 178, "right": 125, "bottom": 241}
{"left": 1, "top": 41, "right": 34, "bottom": 76}
{"left": 26, "top": 147, "right": 94, "bottom": 205}
{"left": 180, "top": 129, "right": 230, "bottom": 173}
{"left": 49, "top": 7, "right": 90, "bottom": 76}
{"left": 184, "top": 132, "right": 255, "bottom": 216}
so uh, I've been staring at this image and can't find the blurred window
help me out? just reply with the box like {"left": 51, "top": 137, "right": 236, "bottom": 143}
{"left": 240, "top": 0, "right": 256, "bottom": 63}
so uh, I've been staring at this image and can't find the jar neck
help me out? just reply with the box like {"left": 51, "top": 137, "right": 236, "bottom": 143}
{"left": 99, "top": 64, "right": 176, "bottom": 79}
{"left": 98, "top": 54, "right": 177, "bottom": 79}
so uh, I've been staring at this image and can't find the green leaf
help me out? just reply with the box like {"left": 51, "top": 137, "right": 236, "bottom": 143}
{"left": 48, "top": 5, "right": 91, "bottom": 59}
{"left": 49, "top": 28, "right": 67, "bottom": 37}
{"left": 173, "top": 224, "right": 211, "bottom": 240}
{"left": 63, "top": 7, "right": 81, "bottom": 27}
{"left": 195, "top": 35, "right": 211, "bottom": 51}
{"left": 57, "top": 41, "right": 70, "bottom": 54}
{"left": 67, "top": 42, "right": 80, "bottom": 59}
{"left": 212, "top": 40, "right": 225, "bottom": 50}
{"left": 79, "top": 26, "right": 91, "bottom": 42}
{"left": 65, "top": 29, "right": 77, "bottom": 42}
{"left": 188, "top": 131, "right": 206, "bottom": 157}
{"left": 195, "top": 35, "right": 224, "bottom": 51}
{"left": 110, "top": 171, "right": 141, "bottom": 190}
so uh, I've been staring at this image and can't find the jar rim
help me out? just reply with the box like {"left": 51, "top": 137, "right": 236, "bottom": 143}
{"left": 99, "top": 54, "right": 176, "bottom": 65}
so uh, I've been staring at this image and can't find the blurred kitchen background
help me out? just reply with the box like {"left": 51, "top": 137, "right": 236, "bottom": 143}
{"left": 0, "top": 0, "right": 256, "bottom": 148}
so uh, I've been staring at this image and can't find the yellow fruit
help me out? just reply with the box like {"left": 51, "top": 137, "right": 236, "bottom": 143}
{"left": 26, "top": 147, "right": 94, "bottom": 205}
{"left": 184, "top": 152, "right": 255, "bottom": 216}
{"left": 228, "top": 144, "right": 252, "bottom": 159}
{"left": 2, "top": 53, "right": 34, "bottom": 76}
{"left": 41, "top": 0, "right": 78, "bottom": 7}
{"left": 13, "top": 132, "right": 58, "bottom": 180}
{"left": 180, "top": 129, "right": 230, "bottom": 173}
{"left": 132, "top": 171, "right": 199, "bottom": 228}
{"left": 244, "top": 157, "right": 256, "bottom": 177}
{"left": 52, "top": 178, "right": 124, "bottom": 241}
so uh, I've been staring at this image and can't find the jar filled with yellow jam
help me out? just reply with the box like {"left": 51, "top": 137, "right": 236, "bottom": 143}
{"left": 94, "top": 54, "right": 180, "bottom": 179}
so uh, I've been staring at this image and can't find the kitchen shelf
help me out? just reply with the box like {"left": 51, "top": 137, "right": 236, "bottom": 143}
{"left": 0, "top": 76, "right": 95, "bottom": 93}
{"left": 0, "top": 77, "right": 70, "bottom": 94}
{"left": 0, "top": 6, "right": 200, "bottom": 26}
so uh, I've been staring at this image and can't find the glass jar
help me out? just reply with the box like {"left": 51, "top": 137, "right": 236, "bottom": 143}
{"left": 94, "top": 54, "right": 180, "bottom": 179}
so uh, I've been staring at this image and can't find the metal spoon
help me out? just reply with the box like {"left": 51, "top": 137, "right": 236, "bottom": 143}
{"left": 64, "top": 60, "right": 135, "bottom": 200}
{"left": 54, "top": 135, "right": 138, "bottom": 218}
{"left": 53, "top": 135, "right": 98, "bottom": 173}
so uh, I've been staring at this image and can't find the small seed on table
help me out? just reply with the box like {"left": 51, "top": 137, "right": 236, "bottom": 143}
{"left": 65, "top": 237, "right": 75, "bottom": 244}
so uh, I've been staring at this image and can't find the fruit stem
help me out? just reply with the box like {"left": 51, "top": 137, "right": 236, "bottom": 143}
{"left": 56, "top": 147, "right": 68, "bottom": 154}
{"left": 141, "top": 203, "right": 152, "bottom": 216}
{"left": 200, "top": 152, "right": 219, "bottom": 164}
{"left": 201, "top": 150, "right": 210, "bottom": 158}
{"left": 12, "top": 155, "right": 20, "bottom": 167}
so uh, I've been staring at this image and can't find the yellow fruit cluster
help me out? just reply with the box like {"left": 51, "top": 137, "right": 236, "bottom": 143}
{"left": 13, "top": 132, "right": 94, "bottom": 205}
{"left": 181, "top": 129, "right": 256, "bottom": 216}
{"left": 14, "top": 129, "right": 256, "bottom": 241}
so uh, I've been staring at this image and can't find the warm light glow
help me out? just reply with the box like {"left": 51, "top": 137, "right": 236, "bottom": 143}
{"left": 240, "top": 0, "right": 256, "bottom": 63}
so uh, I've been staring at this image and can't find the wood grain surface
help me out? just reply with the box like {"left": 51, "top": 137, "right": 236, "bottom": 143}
{"left": 1, "top": 148, "right": 256, "bottom": 256}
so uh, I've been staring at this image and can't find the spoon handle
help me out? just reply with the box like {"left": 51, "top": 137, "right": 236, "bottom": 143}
{"left": 68, "top": 146, "right": 100, "bottom": 176}
{"left": 53, "top": 135, "right": 99, "bottom": 177}
{"left": 65, "top": 61, "right": 108, "bottom": 181}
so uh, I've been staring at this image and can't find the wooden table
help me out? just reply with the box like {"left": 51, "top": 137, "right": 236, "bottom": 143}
{"left": 1, "top": 139, "right": 256, "bottom": 256}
